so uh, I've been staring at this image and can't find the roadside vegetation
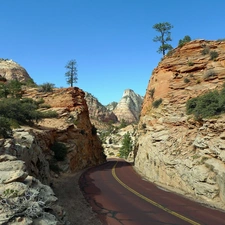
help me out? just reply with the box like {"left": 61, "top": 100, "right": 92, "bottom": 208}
{"left": 0, "top": 80, "right": 58, "bottom": 138}
{"left": 186, "top": 83, "right": 225, "bottom": 120}
{"left": 119, "top": 132, "right": 132, "bottom": 159}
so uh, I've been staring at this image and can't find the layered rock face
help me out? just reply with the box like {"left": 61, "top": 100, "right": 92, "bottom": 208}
{"left": 84, "top": 92, "right": 118, "bottom": 123}
{"left": 135, "top": 39, "right": 225, "bottom": 209}
{"left": 113, "top": 89, "right": 143, "bottom": 123}
{"left": 0, "top": 59, "right": 32, "bottom": 82}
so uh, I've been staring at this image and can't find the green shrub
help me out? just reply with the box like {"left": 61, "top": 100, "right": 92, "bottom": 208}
{"left": 38, "top": 82, "right": 55, "bottom": 92}
{"left": 210, "top": 51, "right": 219, "bottom": 60}
{"left": 119, "top": 132, "right": 132, "bottom": 159}
{"left": 152, "top": 98, "right": 162, "bottom": 108}
{"left": 201, "top": 46, "right": 210, "bottom": 55}
{"left": 0, "top": 98, "right": 42, "bottom": 124}
{"left": 50, "top": 142, "right": 68, "bottom": 161}
{"left": 186, "top": 86, "right": 225, "bottom": 120}
{"left": 0, "top": 116, "right": 12, "bottom": 138}
{"left": 188, "top": 61, "right": 194, "bottom": 66}
{"left": 149, "top": 88, "right": 155, "bottom": 98}
{"left": 39, "top": 104, "right": 51, "bottom": 109}
{"left": 184, "top": 78, "right": 190, "bottom": 83}
{"left": 40, "top": 110, "right": 58, "bottom": 118}
{"left": 178, "top": 35, "right": 191, "bottom": 47}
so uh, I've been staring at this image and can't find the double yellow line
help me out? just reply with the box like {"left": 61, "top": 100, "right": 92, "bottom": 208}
{"left": 112, "top": 161, "right": 201, "bottom": 225}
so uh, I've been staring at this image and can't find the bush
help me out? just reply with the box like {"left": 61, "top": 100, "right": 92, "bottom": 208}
{"left": 38, "top": 82, "right": 55, "bottom": 92}
{"left": 149, "top": 88, "right": 155, "bottom": 98}
{"left": 50, "top": 142, "right": 68, "bottom": 161}
{"left": 201, "top": 46, "right": 210, "bottom": 55}
{"left": 152, "top": 98, "right": 162, "bottom": 108}
{"left": 184, "top": 78, "right": 190, "bottom": 83}
{"left": 186, "top": 86, "right": 225, "bottom": 120}
{"left": 188, "top": 61, "right": 194, "bottom": 66}
{"left": 40, "top": 110, "right": 58, "bottom": 118}
{"left": 0, "top": 116, "right": 12, "bottom": 138}
{"left": 0, "top": 98, "right": 42, "bottom": 124}
{"left": 178, "top": 35, "right": 191, "bottom": 47}
{"left": 119, "top": 132, "right": 132, "bottom": 159}
{"left": 210, "top": 51, "right": 219, "bottom": 60}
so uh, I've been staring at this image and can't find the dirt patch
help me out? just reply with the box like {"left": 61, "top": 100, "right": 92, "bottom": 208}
{"left": 52, "top": 171, "right": 102, "bottom": 225}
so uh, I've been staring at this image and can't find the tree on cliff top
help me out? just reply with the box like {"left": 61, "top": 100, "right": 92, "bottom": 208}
{"left": 65, "top": 59, "right": 78, "bottom": 87}
{"left": 153, "top": 22, "right": 173, "bottom": 56}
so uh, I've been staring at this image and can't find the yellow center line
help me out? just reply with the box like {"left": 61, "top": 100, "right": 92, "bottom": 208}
{"left": 112, "top": 161, "right": 201, "bottom": 225}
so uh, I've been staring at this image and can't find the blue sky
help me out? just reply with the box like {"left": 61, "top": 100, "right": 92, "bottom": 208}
{"left": 1, "top": 1, "right": 224, "bottom": 105}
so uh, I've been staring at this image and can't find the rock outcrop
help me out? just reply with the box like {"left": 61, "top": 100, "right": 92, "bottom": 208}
{"left": 84, "top": 92, "right": 118, "bottom": 123}
{"left": 0, "top": 154, "right": 69, "bottom": 225}
{"left": 113, "top": 89, "right": 143, "bottom": 123}
{"left": 135, "top": 39, "right": 225, "bottom": 210}
{"left": 21, "top": 87, "right": 106, "bottom": 173}
{"left": 0, "top": 59, "right": 32, "bottom": 82}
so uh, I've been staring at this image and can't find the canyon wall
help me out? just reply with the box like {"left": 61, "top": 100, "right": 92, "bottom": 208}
{"left": 135, "top": 39, "right": 225, "bottom": 209}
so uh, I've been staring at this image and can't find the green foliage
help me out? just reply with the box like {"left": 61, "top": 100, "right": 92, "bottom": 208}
{"left": 178, "top": 35, "right": 191, "bottom": 47}
{"left": 40, "top": 110, "right": 58, "bottom": 118}
{"left": 65, "top": 59, "right": 78, "bottom": 87}
{"left": 201, "top": 46, "right": 210, "bottom": 55}
{"left": 38, "top": 82, "right": 55, "bottom": 92}
{"left": 51, "top": 142, "right": 68, "bottom": 161}
{"left": 39, "top": 103, "right": 51, "bottom": 109}
{"left": 0, "top": 98, "right": 41, "bottom": 124}
{"left": 153, "top": 22, "right": 173, "bottom": 56}
{"left": 184, "top": 78, "right": 190, "bottom": 83}
{"left": 119, "top": 132, "right": 132, "bottom": 158}
{"left": 152, "top": 98, "right": 162, "bottom": 108}
{"left": 186, "top": 86, "right": 225, "bottom": 120}
{"left": 149, "top": 88, "right": 155, "bottom": 98}
{"left": 188, "top": 61, "right": 194, "bottom": 66}
{"left": 0, "top": 116, "right": 12, "bottom": 138}
{"left": 22, "top": 78, "right": 37, "bottom": 87}
{"left": 210, "top": 51, "right": 219, "bottom": 60}
{"left": 0, "top": 80, "right": 22, "bottom": 98}
{"left": 119, "top": 119, "right": 128, "bottom": 128}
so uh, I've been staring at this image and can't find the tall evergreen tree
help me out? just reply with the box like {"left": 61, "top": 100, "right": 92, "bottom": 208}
{"left": 153, "top": 22, "right": 173, "bottom": 56}
{"left": 65, "top": 59, "right": 78, "bottom": 87}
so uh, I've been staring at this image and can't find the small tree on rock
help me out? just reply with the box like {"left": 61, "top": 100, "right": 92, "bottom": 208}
{"left": 153, "top": 22, "right": 173, "bottom": 56}
{"left": 65, "top": 59, "right": 78, "bottom": 87}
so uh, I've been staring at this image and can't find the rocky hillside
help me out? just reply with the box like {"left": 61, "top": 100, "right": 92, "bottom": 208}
{"left": 84, "top": 92, "right": 118, "bottom": 123}
{"left": 0, "top": 60, "right": 106, "bottom": 223}
{"left": 135, "top": 39, "right": 225, "bottom": 210}
{"left": 0, "top": 59, "right": 32, "bottom": 82}
{"left": 113, "top": 89, "right": 143, "bottom": 123}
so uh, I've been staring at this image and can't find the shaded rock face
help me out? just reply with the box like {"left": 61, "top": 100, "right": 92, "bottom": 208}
{"left": 113, "top": 89, "right": 143, "bottom": 123}
{"left": 21, "top": 87, "right": 106, "bottom": 173}
{"left": 135, "top": 39, "right": 225, "bottom": 210}
{"left": 0, "top": 155, "right": 69, "bottom": 225}
{"left": 0, "top": 59, "right": 32, "bottom": 82}
{"left": 84, "top": 92, "right": 118, "bottom": 123}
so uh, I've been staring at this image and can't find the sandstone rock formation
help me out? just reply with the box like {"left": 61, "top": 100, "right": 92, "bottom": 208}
{"left": 22, "top": 87, "right": 106, "bottom": 173}
{"left": 0, "top": 154, "right": 69, "bottom": 225}
{"left": 0, "top": 59, "right": 32, "bottom": 82}
{"left": 113, "top": 89, "right": 143, "bottom": 123}
{"left": 135, "top": 39, "right": 225, "bottom": 210}
{"left": 84, "top": 92, "right": 118, "bottom": 123}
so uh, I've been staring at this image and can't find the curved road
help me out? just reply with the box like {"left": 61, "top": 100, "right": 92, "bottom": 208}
{"left": 80, "top": 159, "right": 225, "bottom": 225}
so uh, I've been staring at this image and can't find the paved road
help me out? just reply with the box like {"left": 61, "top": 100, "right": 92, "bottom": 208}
{"left": 80, "top": 159, "right": 225, "bottom": 225}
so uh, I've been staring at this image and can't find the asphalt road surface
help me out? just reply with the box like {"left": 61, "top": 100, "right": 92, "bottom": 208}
{"left": 80, "top": 159, "right": 225, "bottom": 225}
